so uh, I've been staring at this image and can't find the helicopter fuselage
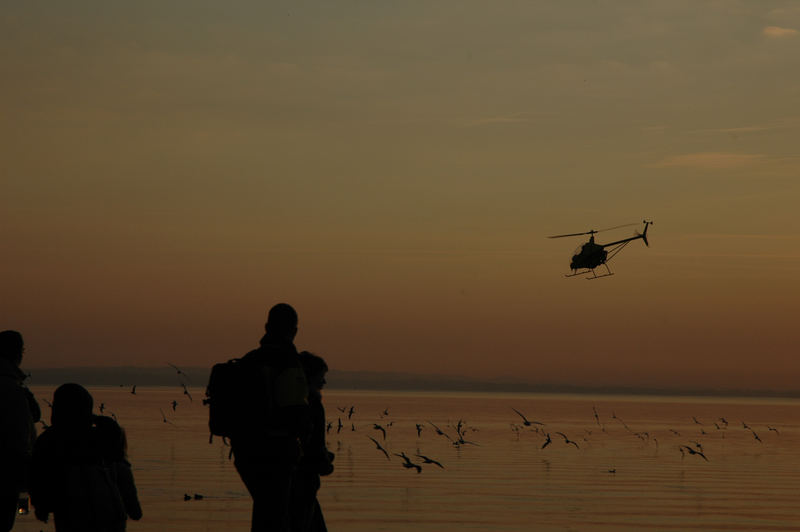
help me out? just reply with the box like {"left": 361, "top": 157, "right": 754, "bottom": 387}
{"left": 570, "top": 238, "right": 608, "bottom": 271}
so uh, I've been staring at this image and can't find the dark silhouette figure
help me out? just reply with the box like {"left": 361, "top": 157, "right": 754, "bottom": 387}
{"left": 0, "top": 330, "right": 40, "bottom": 532}
{"left": 291, "top": 351, "right": 334, "bottom": 532}
{"left": 30, "top": 383, "right": 142, "bottom": 531}
{"left": 231, "top": 303, "right": 310, "bottom": 532}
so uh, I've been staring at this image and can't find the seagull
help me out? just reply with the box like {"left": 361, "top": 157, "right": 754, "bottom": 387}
{"left": 159, "top": 408, "right": 175, "bottom": 426}
{"left": 749, "top": 429, "right": 762, "bottom": 443}
{"left": 612, "top": 412, "right": 632, "bottom": 432}
{"left": 592, "top": 405, "right": 601, "bottom": 426}
{"left": 348, "top": 406, "right": 355, "bottom": 419}
{"left": 692, "top": 416, "right": 703, "bottom": 425}
{"left": 768, "top": 426, "right": 780, "bottom": 435}
{"left": 415, "top": 454, "right": 444, "bottom": 468}
{"left": 555, "top": 432, "right": 580, "bottom": 449}
{"left": 131, "top": 385, "right": 137, "bottom": 395}
{"left": 182, "top": 383, "right": 193, "bottom": 403}
{"left": 512, "top": 408, "right": 543, "bottom": 427}
{"left": 689, "top": 440, "right": 704, "bottom": 453}
{"left": 415, "top": 423, "right": 423, "bottom": 437}
{"left": 394, "top": 452, "right": 422, "bottom": 473}
{"left": 373, "top": 423, "right": 387, "bottom": 440}
{"left": 428, "top": 421, "right": 452, "bottom": 441}
{"left": 367, "top": 436, "right": 390, "bottom": 460}
{"left": 541, "top": 433, "right": 552, "bottom": 449}
{"left": 337, "top": 418, "right": 343, "bottom": 433}
{"left": 680, "top": 445, "right": 708, "bottom": 461}
{"left": 167, "top": 363, "right": 189, "bottom": 381}
{"left": 171, "top": 400, "right": 178, "bottom": 411}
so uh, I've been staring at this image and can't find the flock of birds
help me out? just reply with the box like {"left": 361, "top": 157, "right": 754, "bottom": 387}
{"left": 326, "top": 401, "right": 784, "bottom": 477}
{"left": 32, "top": 368, "right": 787, "bottom": 489}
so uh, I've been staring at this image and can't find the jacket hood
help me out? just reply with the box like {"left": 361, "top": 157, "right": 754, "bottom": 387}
{"left": 0, "top": 357, "right": 25, "bottom": 382}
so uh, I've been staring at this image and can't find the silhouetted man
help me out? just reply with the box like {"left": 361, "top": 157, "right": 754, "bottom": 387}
{"left": 0, "top": 331, "right": 40, "bottom": 532}
{"left": 232, "top": 304, "right": 310, "bottom": 532}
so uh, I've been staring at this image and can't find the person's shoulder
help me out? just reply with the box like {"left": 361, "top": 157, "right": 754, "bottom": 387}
{"left": 33, "top": 426, "right": 58, "bottom": 452}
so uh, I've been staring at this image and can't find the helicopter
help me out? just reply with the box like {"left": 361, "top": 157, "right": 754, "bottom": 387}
{"left": 548, "top": 220, "right": 652, "bottom": 279}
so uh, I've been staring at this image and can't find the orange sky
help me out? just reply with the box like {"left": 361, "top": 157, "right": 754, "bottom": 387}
{"left": 2, "top": 3, "right": 799, "bottom": 392}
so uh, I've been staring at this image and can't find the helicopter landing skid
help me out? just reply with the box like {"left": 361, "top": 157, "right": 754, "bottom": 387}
{"left": 565, "top": 266, "right": 614, "bottom": 279}
{"left": 565, "top": 270, "right": 593, "bottom": 278}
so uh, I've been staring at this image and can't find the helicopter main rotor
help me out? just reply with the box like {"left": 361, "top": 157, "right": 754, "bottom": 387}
{"left": 547, "top": 222, "right": 640, "bottom": 240}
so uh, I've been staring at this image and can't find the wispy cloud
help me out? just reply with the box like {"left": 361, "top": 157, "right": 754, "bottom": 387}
{"left": 763, "top": 26, "right": 798, "bottom": 38}
{"left": 649, "top": 152, "right": 766, "bottom": 169}
{"left": 690, "top": 117, "right": 800, "bottom": 135}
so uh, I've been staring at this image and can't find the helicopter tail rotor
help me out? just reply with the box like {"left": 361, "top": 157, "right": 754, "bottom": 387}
{"left": 639, "top": 220, "right": 652, "bottom": 247}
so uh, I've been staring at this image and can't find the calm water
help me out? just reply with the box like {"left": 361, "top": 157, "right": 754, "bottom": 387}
{"left": 14, "top": 386, "right": 800, "bottom": 531}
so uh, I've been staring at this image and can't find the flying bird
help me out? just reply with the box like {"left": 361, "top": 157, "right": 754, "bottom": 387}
{"left": 367, "top": 436, "right": 390, "bottom": 460}
{"left": 373, "top": 423, "right": 387, "bottom": 440}
{"left": 541, "top": 433, "right": 552, "bottom": 449}
{"left": 555, "top": 432, "right": 580, "bottom": 449}
{"left": 182, "top": 383, "right": 193, "bottom": 402}
{"left": 428, "top": 421, "right": 452, "bottom": 441}
{"left": 167, "top": 363, "right": 189, "bottom": 381}
{"left": 512, "top": 408, "right": 543, "bottom": 427}
{"left": 159, "top": 408, "right": 176, "bottom": 426}
{"left": 394, "top": 452, "right": 422, "bottom": 473}
{"left": 680, "top": 445, "right": 708, "bottom": 461}
{"left": 415, "top": 454, "right": 444, "bottom": 468}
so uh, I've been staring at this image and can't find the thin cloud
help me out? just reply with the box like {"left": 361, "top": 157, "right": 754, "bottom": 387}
{"left": 763, "top": 26, "right": 798, "bottom": 38}
{"left": 690, "top": 117, "right": 800, "bottom": 135}
{"left": 649, "top": 152, "right": 765, "bottom": 169}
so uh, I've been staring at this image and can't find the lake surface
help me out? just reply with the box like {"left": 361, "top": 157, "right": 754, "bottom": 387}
{"left": 14, "top": 386, "right": 800, "bottom": 531}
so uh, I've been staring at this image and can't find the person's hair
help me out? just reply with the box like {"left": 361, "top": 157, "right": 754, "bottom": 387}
{"left": 0, "top": 330, "right": 24, "bottom": 364}
{"left": 51, "top": 383, "right": 94, "bottom": 429}
{"left": 264, "top": 303, "right": 298, "bottom": 336}
{"left": 298, "top": 351, "right": 328, "bottom": 377}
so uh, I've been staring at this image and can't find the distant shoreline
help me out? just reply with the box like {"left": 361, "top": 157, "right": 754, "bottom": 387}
{"left": 24, "top": 366, "right": 800, "bottom": 400}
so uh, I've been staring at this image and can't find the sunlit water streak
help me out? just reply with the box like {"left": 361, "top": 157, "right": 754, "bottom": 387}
{"left": 15, "top": 387, "right": 800, "bottom": 531}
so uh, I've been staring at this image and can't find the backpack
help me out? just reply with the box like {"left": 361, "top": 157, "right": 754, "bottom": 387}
{"left": 59, "top": 460, "right": 127, "bottom": 530}
{"left": 206, "top": 355, "right": 272, "bottom": 440}
{"left": 206, "top": 358, "right": 245, "bottom": 439}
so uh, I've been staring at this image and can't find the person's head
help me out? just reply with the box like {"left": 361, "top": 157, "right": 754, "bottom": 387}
{"left": 298, "top": 351, "right": 328, "bottom": 393}
{"left": 93, "top": 414, "right": 128, "bottom": 461}
{"left": 0, "top": 330, "right": 24, "bottom": 366}
{"left": 51, "top": 383, "right": 94, "bottom": 429}
{"left": 264, "top": 303, "right": 298, "bottom": 343}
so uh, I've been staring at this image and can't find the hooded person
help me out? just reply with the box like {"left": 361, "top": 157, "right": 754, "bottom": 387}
{"left": 31, "top": 383, "right": 142, "bottom": 532}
